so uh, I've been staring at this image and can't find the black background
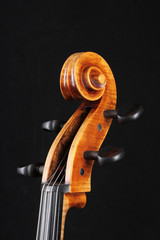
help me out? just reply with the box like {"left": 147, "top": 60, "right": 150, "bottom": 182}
{"left": 1, "top": 1, "right": 160, "bottom": 239}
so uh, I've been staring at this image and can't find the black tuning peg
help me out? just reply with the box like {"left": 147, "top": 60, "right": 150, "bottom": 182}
{"left": 103, "top": 103, "right": 144, "bottom": 124}
{"left": 84, "top": 146, "right": 124, "bottom": 166}
{"left": 17, "top": 163, "right": 44, "bottom": 177}
{"left": 41, "top": 120, "right": 65, "bottom": 133}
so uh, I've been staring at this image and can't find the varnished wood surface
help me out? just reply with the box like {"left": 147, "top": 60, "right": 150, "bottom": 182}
{"left": 42, "top": 52, "right": 117, "bottom": 240}
{"left": 62, "top": 52, "right": 117, "bottom": 192}
{"left": 42, "top": 102, "right": 88, "bottom": 182}
{"left": 60, "top": 193, "right": 86, "bottom": 240}
{"left": 60, "top": 52, "right": 107, "bottom": 101}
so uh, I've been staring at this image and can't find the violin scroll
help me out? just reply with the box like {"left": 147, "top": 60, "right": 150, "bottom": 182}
{"left": 60, "top": 52, "right": 109, "bottom": 101}
{"left": 17, "top": 51, "right": 144, "bottom": 240}
{"left": 61, "top": 52, "right": 117, "bottom": 192}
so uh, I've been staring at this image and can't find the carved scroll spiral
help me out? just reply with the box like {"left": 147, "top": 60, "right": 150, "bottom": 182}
{"left": 60, "top": 52, "right": 108, "bottom": 102}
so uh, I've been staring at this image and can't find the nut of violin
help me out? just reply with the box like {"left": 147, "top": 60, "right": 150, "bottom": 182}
{"left": 60, "top": 52, "right": 109, "bottom": 101}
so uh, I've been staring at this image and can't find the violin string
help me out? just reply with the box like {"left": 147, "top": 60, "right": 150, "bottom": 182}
{"left": 44, "top": 150, "right": 68, "bottom": 239}
{"left": 43, "top": 149, "right": 68, "bottom": 239}
{"left": 42, "top": 190, "right": 50, "bottom": 240}
{"left": 36, "top": 160, "right": 64, "bottom": 240}
{"left": 36, "top": 167, "right": 63, "bottom": 240}
{"left": 44, "top": 163, "right": 66, "bottom": 240}
{"left": 56, "top": 176, "right": 64, "bottom": 240}
{"left": 39, "top": 187, "right": 48, "bottom": 240}
{"left": 47, "top": 149, "right": 68, "bottom": 186}
{"left": 35, "top": 184, "right": 45, "bottom": 240}
{"left": 52, "top": 174, "right": 65, "bottom": 240}
{"left": 55, "top": 176, "right": 65, "bottom": 240}
{"left": 44, "top": 194, "right": 51, "bottom": 240}
{"left": 36, "top": 150, "right": 68, "bottom": 240}
{"left": 55, "top": 195, "right": 60, "bottom": 240}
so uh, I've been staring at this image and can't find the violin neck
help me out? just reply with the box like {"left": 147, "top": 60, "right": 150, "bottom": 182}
{"left": 36, "top": 184, "right": 69, "bottom": 240}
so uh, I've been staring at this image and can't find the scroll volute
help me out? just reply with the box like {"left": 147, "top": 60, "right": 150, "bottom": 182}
{"left": 42, "top": 52, "right": 117, "bottom": 193}
{"left": 60, "top": 52, "right": 117, "bottom": 192}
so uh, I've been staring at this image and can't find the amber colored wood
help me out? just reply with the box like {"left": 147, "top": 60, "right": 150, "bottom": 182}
{"left": 43, "top": 51, "right": 116, "bottom": 189}
{"left": 61, "top": 52, "right": 117, "bottom": 192}
{"left": 60, "top": 193, "right": 86, "bottom": 240}
{"left": 60, "top": 52, "right": 106, "bottom": 101}
{"left": 42, "top": 52, "right": 117, "bottom": 240}
{"left": 80, "top": 66, "right": 106, "bottom": 91}
{"left": 42, "top": 102, "right": 89, "bottom": 182}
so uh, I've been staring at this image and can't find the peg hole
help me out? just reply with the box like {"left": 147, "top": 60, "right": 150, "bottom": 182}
{"left": 97, "top": 124, "right": 102, "bottom": 131}
{"left": 80, "top": 168, "right": 84, "bottom": 176}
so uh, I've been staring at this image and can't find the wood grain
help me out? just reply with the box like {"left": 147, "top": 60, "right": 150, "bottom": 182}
{"left": 60, "top": 193, "right": 86, "bottom": 240}
{"left": 42, "top": 102, "right": 89, "bottom": 182}
{"left": 62, "top": 52, "right": 117, "bottom": 192}
{"left": 42, "top": 52, "right": 117, "bottom": 240}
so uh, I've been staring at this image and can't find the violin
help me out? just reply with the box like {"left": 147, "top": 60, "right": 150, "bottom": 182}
{"left": 17, "top": 52, "right": 143, "bottom": 240}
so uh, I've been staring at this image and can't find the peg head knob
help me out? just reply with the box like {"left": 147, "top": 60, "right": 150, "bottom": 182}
{"left": 17, "top": 163, "right": 44, "bottom": 177}
{"left": 41, "top": 120, "right": 65, "bottom": 133}
{"left": 103, "top": 103, "right": 144, "bottom": 124}
{"left": 84, "top": 146, "right": 124, "bottom": 166}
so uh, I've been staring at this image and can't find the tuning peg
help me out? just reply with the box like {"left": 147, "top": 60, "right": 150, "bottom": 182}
{"left": 84, "top": 146, "right": 124, "bottom": 166}
{"left": 17, "top": 163, "right": 44, "bottom": 177}
{"left": 103, "top": 103, "right": 144, "bottom": 124}
{"left": 41, "top": 120, "right": 65, "bottom": 133}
